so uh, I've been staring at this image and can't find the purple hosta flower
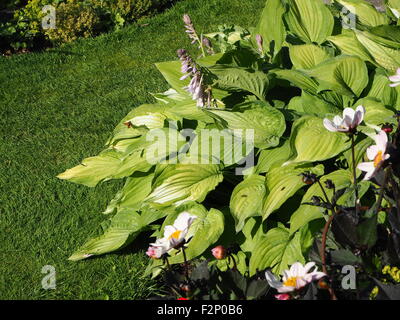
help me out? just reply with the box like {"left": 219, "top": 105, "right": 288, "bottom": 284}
{"left": 265, "top": 262, "right": 326, "bottom": 294}
{"left": 357, "top": 130, "right": 390, "bottom": 181}
{"left": 177, "top": 49, "right": 213, "bottom": 108}
{"left": 323, "top": 105, "right": 365, "bottom": 133}
{"left": 183, "top": 14, "right": 199, "bottom": 45}
{"left": 202, "top": 37, "right": 214, "bottom": 55}
{"left": 389, "top": 68, "right": 400, "bottom": 87}
{"left": 255, "top": 34, "right": 263, "bottom": 54}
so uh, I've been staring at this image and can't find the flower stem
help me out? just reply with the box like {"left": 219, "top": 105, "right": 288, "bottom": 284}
{"left": 320, "top": 214, "right": 338, "bottom": 300}
{"left": 181, "top": 246, "right": 190, "bottom": 283}
{"left": 350, "top": 133, "right": 359, "bottom": 215}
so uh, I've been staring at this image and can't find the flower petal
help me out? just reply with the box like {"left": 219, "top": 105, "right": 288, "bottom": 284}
{"left": 366, "top": 145, "right": 379, "bottom": 161}
{"left": 323, "top": 119, "right": 338, "bottom": 132}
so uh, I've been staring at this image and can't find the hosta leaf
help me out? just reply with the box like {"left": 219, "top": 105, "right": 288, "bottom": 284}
{"left": 285, "top": 0, "right": 334, "bottom": 44}
{"left": 273, "top": 69, "right": 319, "bottom": 93}
{"left": 182, "top": 127, "right": 251, "bottom": 166}
{"left": 144, "top": 164, "right": 224, "bottom": 206}
{"left": 289, "top": 44, "right": 332, "bottom": 69}
{"left": 289, "top": 170, "right": 353, "bottom": 234}
{"left": 249, "top": 225, "right": 305, "bottom": 275}
{"left": 262, "top": 163, "right": 324, "bottom": 221}
{"left": 355, "top": 31, "right": 400, "bottom": 72}
{"left": 255, "top": 140, "right": 291, "bottom": 174}
{"left": 254, "top": 0, "right": 286, "bottom": 58}
{"left": 367, "top": 71, "right": 398, "bottom": 107}
{"left": 285, "top": 116, "right": 351, "bottom": 165}
{"left": 327, "top": 30, "right": 375, "bottom": 65}
{"left": 205, "top": 101, "right": 286, "bottom": 149}
{"left": 335, "top": 0, "right": 389, "bottom": 27}
{"left": 209, "top": 65, "right": 270, "bottom": 101}
{"left": 230, "top": 175, "right": 266, "bottom": 232}
{"left": 57, "top": 149, "right": 149, "bottom": 188}
{"left": 155, "top": 60, "right": 190, "bottom": 95}
{"left": 297, "top": 91, "right": 341, "bottom": 117}
{"left": 69, "top": 208, "right": 166, "bottom": 261}
{"left": 304, "top": 55, "right": 369, "bottom": 97}
{"left": 104, "top": 172, "right": 155, "bottom": 214}
{"left": 355, "top": 97, "right": 395, "bottom": 125}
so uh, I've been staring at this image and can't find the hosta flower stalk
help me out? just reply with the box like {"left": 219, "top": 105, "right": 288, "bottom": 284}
{"left": 177, "top": 49, "right": 214, "bottom": 108}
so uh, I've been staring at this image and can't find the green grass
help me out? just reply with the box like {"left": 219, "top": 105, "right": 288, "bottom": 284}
{"left": 0, "top": 0, "right": 265, "bottom": 299}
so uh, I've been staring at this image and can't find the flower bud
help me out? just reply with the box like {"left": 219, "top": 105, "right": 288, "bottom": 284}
{"left": 300, "top": 172, "right": 318, "bottom": 185}
{"left": 211, "top": 245, "right": 227, "bottom": 260}
{"left": 183, "top": 14, "right": 192, "bottom": 26}
{"left": 324, "top": 179, "right": 335, "bottom": 189}
{"left": 382, "top": 123, "right": 394, "bottom": 133}
{"left": 255, "top": 34, "right": 263, "bottom": 52}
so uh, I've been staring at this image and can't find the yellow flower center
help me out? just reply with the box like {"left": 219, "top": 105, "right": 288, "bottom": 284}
{"left": 169, "top": 230, "right": 182, "bottom": 240}
{"left": 374, "top": 151, "right": 383, "bottom": 168}
{"left": 283, "top": 277, "right": 298, "bottom": 287}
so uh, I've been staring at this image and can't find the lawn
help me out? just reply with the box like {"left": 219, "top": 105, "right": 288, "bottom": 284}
{"left": 0, "top": 0, "right": 265, "bottom": 299}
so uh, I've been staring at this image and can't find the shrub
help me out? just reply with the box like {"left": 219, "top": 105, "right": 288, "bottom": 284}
{"left": 0, "top": 0, "right": 176, "bottom": 53}
{"left": 44, "top": 0, "right": 103, "bottom": 44}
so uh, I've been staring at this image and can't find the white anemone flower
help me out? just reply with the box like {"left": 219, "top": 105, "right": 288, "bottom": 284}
{"left": 323, "top": 106, "right": 365, "bottom": 133}
{"left": 357, "top": 130, "right": 390, "bottom": 181}
{"left": 265, "top": 262, "right": 326, "bottom": 293}
{"left": 162, "top": 211, "right": 197, "bottom": 249}
{"left": 389, "top": 68, "right": 400, "bottom": 87}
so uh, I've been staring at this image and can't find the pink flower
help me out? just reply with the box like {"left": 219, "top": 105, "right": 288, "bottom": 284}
{"left": 275, "top": 293, "right": 291, "bottom": 300}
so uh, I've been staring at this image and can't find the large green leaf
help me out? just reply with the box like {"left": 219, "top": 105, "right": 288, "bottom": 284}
{"left": 327, "top": 30, "right": 375, "bottom": 65}
{"left": 355, "top": 97, "right": 395, "bottom": 125}
{"left": 273, "top": 69, "right": 319, "bottom": 93}
{"left": 104, "top": 172, "right": 155, "bottom": 214}
{"left": 289, "top": 44, "right": 332, "bottom": 69}
{"left": 69, "top": 208, "right": 166, "bottom": 261}
{"left": 255, "top": 140, "right": 291, "bottom": 174}
{"left": 209, "top": 65, "right": 270, "bottom": 101}
{"left": 57, "top": 149, "right": 150, "bottom": 187}
{"left": 285, "top": 0, "right": 334, "bottom": 44}
{"left": 205, "top": 101, "right": 286, "bottom": 149}
{"left": 304, "top": 55, "right": 369, "bottom": 97}
{"left": 155, "top": 60, "right": 190, "bottom": 95}
{"left": 144, "top": 164, "right": 224, "bottom": 206}
{"left": 262, "top": 163, "right": 324, "bottom": 221}
{"left": 285, "top": 116, "right": 351, "bottom": 165}
{"left": 230, "top": 175, "right": 266, "bottom": 232}
{"left": 367, "top": 71, "right": 398, "bottom": 107}
{"left": 289, "top": 170, "right": 353, "bottom": 234}
{"left": 249, "top": 225, "right": 305, "bottom": 275}
{"left": 335, "top": 0, "right": 389, "bottom": 27}
{"left": 182, "top": 127, "right": 251, "bottom": 166}
{"left": 254, "top": 0, "right": 286, "bottom": 58}
{"left": 355, "top": 31, "right": 400, "bottom": 72}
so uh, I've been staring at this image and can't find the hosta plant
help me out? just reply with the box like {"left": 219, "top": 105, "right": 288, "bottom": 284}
{"left": 59, "top": 0, "right": 400, "bottom": 299}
